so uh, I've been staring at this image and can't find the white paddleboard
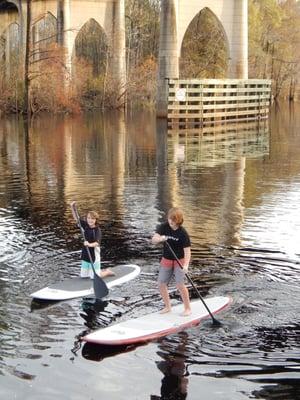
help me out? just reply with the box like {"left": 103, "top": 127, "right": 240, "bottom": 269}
{"left": 30, "top": 264, "right": 140, "bottom": 301}
{"left": 82, "top": 296, "right": 231, "bottom": 345}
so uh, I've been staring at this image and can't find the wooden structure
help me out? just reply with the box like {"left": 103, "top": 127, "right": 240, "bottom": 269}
{"left": 167, "top": 79, "right": 271, "bottom": 129}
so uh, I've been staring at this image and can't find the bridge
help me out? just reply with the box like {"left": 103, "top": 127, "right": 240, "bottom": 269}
{"left": 0, "top": 0, "right": 248, "bottom": 116}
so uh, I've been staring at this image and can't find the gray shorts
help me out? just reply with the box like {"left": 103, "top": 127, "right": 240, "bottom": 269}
{"left": 158, "top": 265, "right": 186, "bottom": 285}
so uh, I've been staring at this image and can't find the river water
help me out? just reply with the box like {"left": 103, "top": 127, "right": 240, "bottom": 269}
{"left": 0, "top": 105, "right": 299, "bottom": 399}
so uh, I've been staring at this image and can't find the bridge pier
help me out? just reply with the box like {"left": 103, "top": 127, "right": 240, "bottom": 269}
{"left": 62, "top": 0, "right": 74, "bottom": 79}
{"left": 110, "top": 0, "right": 126, "bottom": 91}
{"left": 59, "top": 0, "right": 127, "bottom": 93}
{"left": 156, "top": 0, "right": 179, "bottom": 118}
{"left": 156, "top": 0, "right": 249, "bottom": 118}
{"left": 229, "top": 0, "right": 248, "bottom": 79}
{"left": 1, "top": 0, "right": 127, "bottom": 96}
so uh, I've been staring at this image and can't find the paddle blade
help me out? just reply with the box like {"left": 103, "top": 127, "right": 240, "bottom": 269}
{"left": 93, "top": 274, "right": 109, "bottom": 299}
{"left": 212, "top": 317, "right": 222, "bottom": 327}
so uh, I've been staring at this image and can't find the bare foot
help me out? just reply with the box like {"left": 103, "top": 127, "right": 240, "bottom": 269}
{"left": 181, "top": 309, "right": 191, "bottom": 317}
{"left": 160, "top": 307, "right": 171, "bottom": 314}
{"left": 101, "top": 269, "right": 115, "bottom": 278}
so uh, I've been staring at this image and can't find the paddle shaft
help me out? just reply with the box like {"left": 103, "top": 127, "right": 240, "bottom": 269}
{"left": 72, "top": 204, "right": 108, "bottom": 298}
{"left": 165, "top": 240, "right": 221, "bottom": 326}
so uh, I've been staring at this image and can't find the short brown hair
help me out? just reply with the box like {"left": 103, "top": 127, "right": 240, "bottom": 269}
{"left": 167, "top": 207, "right": 184, "bottom": 225}
{"left": 87, "top": 211, "right": 99, "bottom": 224}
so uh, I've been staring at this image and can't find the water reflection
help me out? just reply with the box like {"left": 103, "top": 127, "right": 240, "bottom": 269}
{"left": 151, "top": 332, "right": 189, "bottom": 400}
{"left": 167, "top": 120, "right": 269, "bottom": 168}
{"left": 1, "top": 105, "right": 300, "bottom": 399}
{"left": 81, "top": 341, "right": 142, "bottom": 362}
{"left": 30, "top": 299, "right": 61, "bottom": 311}
{"left": 160, "top": 121, "right": 270, "bottom": 249}
{"left": 79, "top": 298, "right": 109, "bottom": 329}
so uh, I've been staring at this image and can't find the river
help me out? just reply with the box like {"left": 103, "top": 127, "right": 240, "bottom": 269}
{"left": 0, "top": 104, "right": 299, "bottom": 399}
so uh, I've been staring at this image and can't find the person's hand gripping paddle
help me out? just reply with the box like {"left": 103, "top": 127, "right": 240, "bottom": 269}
{"left": 71, "top": 203, "right": 108, "bottom": 299}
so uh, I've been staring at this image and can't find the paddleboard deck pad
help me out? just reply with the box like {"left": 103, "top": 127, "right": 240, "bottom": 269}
{"left": 82, "top": 296, "right": 231, "bottom": 346}
{"left": 30, "top": 264, "right": 140, "bottom": 301}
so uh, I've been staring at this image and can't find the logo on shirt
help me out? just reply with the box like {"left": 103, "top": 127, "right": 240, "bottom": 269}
{"left": 166, "top": 236, "right": 179, "bottom": 241}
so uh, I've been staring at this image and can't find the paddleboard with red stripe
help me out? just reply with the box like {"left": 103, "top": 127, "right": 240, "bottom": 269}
{"left": 82, "top": 296, "right": 231, "bottom": 345}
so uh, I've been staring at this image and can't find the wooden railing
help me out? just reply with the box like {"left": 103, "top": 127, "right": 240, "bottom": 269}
{"left": 167, "top": 79, "right": 271, "bottom": 129}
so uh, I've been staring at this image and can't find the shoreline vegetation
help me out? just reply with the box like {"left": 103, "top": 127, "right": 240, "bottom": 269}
{"left": 1, "top": 0, "right": 300, "bottom": 116}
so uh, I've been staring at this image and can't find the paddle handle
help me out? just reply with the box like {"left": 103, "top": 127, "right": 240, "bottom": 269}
{"left": 71, "top": 203, "right": 97, "bottom": 275}
{"left": 70, "top": 202, "right": 109, "bottom": 299}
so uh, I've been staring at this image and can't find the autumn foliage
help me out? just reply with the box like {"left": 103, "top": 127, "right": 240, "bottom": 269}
{"left": 1, "top": 0, "right": 300, "bottom": 115}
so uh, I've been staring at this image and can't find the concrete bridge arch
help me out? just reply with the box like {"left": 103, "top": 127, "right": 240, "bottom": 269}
{"left": 157, "top": 0, "right": 248, "bottom": 116}
{"left": 179, "top": 7, "right": 230, "bottom": 78}
{"left": 0, "top": 0, "right": 126, "bottom": 86}
{"left": 0, "top": 0, "right": 248, "bottom": 114}
{"left": 75, "top": 18, "right": 109, "bottom": 76}
{"left": 0, "top": 1, "right": 20, "bottom": 76}
{"left": 52, "top": 0, "right": 126, "bottom": 83}
{"left": 0, "top": 1, "right": 19, "bottom": 38}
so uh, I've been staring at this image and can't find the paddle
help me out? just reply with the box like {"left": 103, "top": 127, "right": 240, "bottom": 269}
{"left": 71, "top": 203, "right": 109, "bottom": 299}
{"left": 165, "top": 240, "right": 222, "bottom": 326}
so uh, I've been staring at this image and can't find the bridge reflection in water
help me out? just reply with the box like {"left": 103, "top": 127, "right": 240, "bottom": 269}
{"left": 167, "top": 121, "right": 269, "bottom": 168}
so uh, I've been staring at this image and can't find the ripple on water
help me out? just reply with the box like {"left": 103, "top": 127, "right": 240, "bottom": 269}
{"left": 1, "top": 110, "right": 300, "bottom": 399}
